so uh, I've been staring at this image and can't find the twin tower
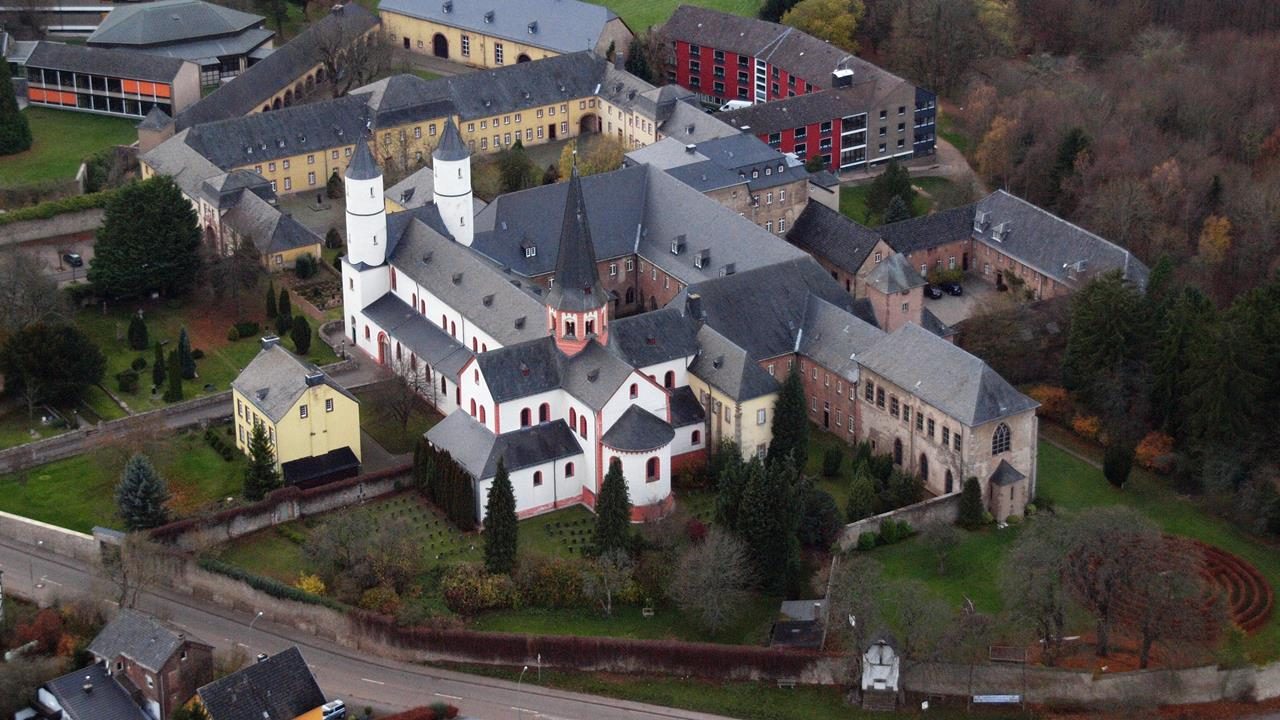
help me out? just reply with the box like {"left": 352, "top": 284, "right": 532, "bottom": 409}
{"left": 345, "top": 119, "right": 474, "bottom": 266}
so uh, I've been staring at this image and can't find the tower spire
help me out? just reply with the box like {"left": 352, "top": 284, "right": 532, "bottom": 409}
{"left": 546, "top": 169, "right": 608, "bottom": 313}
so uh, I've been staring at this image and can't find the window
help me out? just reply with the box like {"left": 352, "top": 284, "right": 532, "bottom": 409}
{"left": 691, "top": 429, "right": 701, "bottom": 445}
{"left": 953, "top": 432, "right": 962, "bottom": 451}
{"left": 520, "top": 408, "right": 532, "bottom": 427}
{"left": 609, "top": 262, "right": 617, "bottom": 276}
{"left": 927, "top": 418, "right": 936, "bottom": 438}
{"left": 903, "top": 406, "right": 911, "bottom": 424}
{"left": 916, "top": 411, "right": 924, "bottom": 432}
{"left": 629, "top": 383, "right": 638, "bottom": 399}
{"left": 299, "top": 404, "right": 308, "bottom": 418}
{"left": 539, "top": 403, "right": 550, "bottom": 423}
{"left": 864, "top": 381, "right": 874, "bottom": 402}
{"left": 942, "top": 426, "right": 950, "bottom": 445}
{"left": 461, "top": 35, "right": 470, "bottom": 56}
{"left": 778, "top": 219, "right": 786, "bottom": 233}
{"left": 664, "top": 370, "right": 675, "bottom": 388}
{"left": 874, "top": 251, "right": 882, "bottom": 263}
{"left": 626, "top": 258, "right": 634, "bottom": 271}
{"left": 325, "top": 398, "right": 334, "bottom": 412}
{"left": 570, "top": 407, "right": 577, "bottom": 427}
{"left": 283, "top": 177, "right": 291, "bottom": 191}
{"left": 876, "top": 388, "right": 885, "bottom": 408}
{"left": 308, "top": 171, "right": 316, "bottom": 185}
{"left": 283, "top": 159, "right": 290, "bottom": 170}
{"left": 579, "top": 416, "right": 587, "bottom": 437}
{"left": 564, "top": 462, "right": 576, "bottom": 478}
{"left": 533, "top": 471, "right": 543, "bottom": 486}
{"left": 757, "top": 408, "right": 766, "bottom": 425}
{"left": 646, "top": 457, "right": 660, "bottom": 482}
{"left": 880, "top": 109, "right": 888, "bottom": 120}
{"left": 902, "top": 302, "right": 909, "bottom": 313}
{"left": 268, "top": 162, "right": 276, "bottom": 172}
{"left": 992, "top": 422, "right": 1011, "bottom": 455}
{"left": 890, "top": 396, "right": 899, "bottom": 417}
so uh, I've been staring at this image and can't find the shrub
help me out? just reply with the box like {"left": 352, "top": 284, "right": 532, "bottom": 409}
{"left": 227, "top": 326, "right": 239, "bottom": 341}
{"left": 821, "top": 448, "right": 843, "bottom": 477}
{"left": 0, "top": 189, "right": 118, "bottom": 226}
{"left": 234, "top": 321, "right": 261, "bottom": 338}
{"left": 1135, "top": 431, "right": 1176, "bottom": 474}
{"left": 1033, "top": 495, "right": 1055, "bottom": 514}
{"left": 440, "top": 564, "right": 517, "bottom": 615}
{"left": 277, "top": 526, "right": 307, "bottom": 545}
{"left": 295, "top": 254, "right": 318, "bottom": 279}
{"left": 856, "top": 531, "right": 878, "bottom": 551}
{"left": 684, "top": 517, "right": 708, "bottom": 543}
{"left": 1071, "top": 414, "right": 1102, "bottom": 442}
{"left": 878, "top": 519, "right": 913, "bottom": 545}
{"left": 926, "top": 267, "right": 964, "bottom": 285}
{"left": 982, "top": 511, "right": 995, "bottom": 525}
{"left": 325, "top": 227, "right": 343, "bottom": 249}
{"left": 513, "top": 556, "right": 585, "bottom": 608}
{"left": 295, "top": 573, "right": 326, "bottom": 595}
{"left": 197, "top": 557, "right": 345, "bottom": 610}
{"left": 1006, "top": 514, "right": 1023, "bottom": 525}
{"left": 1103, "top": 442, "right": 1134, "bottom": 488}
{"left": 131, "top": 356, "right": 147, "bottom": 371}
{"left": 115, "top": 369, "right": 139, "bottom": 393}
{"left": 1025, "top": 503, "right": 1038, "bottom": 516}
{"left": 957, "top": 477, "right": 985, "bottom": 529}
{"left": 359, "top": 585, "right": 402, "bottom": 614}
{"left": 1027, "top": 385, "right": 1072, "bottom": 423}
{"left": 190, "top": 348, "right": 205, "bottom": 360}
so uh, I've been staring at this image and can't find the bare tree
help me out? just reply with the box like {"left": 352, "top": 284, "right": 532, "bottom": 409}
{"left": 99, "top": 533, "right": 170, "bottom": 609}
{"left": 1000, "top": 514, "right": 1073, "bottom": 665}
{"left": 1061, "top": 507, "right": 1161, "bottom": 657}
{"left": 921, "top": 523, "right": 962, "bottom": 575}
{"left": 1130, "top": 548, "right": 1218, "bottom": 669}
{"left": 879, "top": 578, "right": 951, "bottom": 667}
{"left": 0, "top": 249, "right": 67, "bottom": 342}
{"left": 581, "top": 549, "right": 634, "bottom": 618}
{"left": 311, "top": 14, "right": 392, "bottom": 99}
{"left": 384, "top": 357, "right": 431, "bottom": 430}
{"left": 667, "top": 528, "right": 754, "bottom": 633}
{"left": 827, "top": 554, "right": 885, "bottom": 659}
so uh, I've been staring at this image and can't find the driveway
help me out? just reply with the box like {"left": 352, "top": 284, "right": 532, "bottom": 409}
{"left": 924, "top": 279, "right": 1002, "bottom": 326}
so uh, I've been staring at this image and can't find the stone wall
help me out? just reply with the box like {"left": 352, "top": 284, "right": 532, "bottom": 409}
{"left": 0, "top": 511, "right": 99, "bottom": 564}
{"left": 0, "top": 209, "right": 103, "bottom": 247}
{"left": 837, "top": 492, "right": 961, "bottom": 550}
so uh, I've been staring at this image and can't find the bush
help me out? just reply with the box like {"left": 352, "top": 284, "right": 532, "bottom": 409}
{"left": 190, "top": 348, "right": 205, "bottom": 360}
{"left": 295, "top": 573, "right": 326, "bottom": 595}
{"left": 295, "top": 254, "right": 318, "bottom": 279}
{"left": 878, "top": 519, "right": 913, "bottom": 545}
{"left": 227, "top": 326, "right": 239, "bottom": 341}
{"left": 856, "top": 532, "right": 878, "bottom": 551}
{"left": 1006, "top": 514, "right": 1023, "bottom": 525}
{"left": 513, "top": 556, "right": 585, "bottom": 609}
{"left": 440, "top": 564, "right": 517, "bottom": 615}
{"left": 1103, "top": 442, "right": 1134, "bottom": 488}
{"left": 130, "top": 356, "right": 147, "bottom": 371}
{"left": 325, "top": 227, "right": 343, "bottom": 249}
{"left": 957, "top": 477, "right": 985, "bottom": 529}
{"left": 1033, "top": 495, "right": 1055, "bottom": 514}
{"left": 234, "top": 321, "right": 261, "bottom": 338}
{"left": 116, "top": 369, "right": 140, "bottom": 393}
{"left": 1071, "top": 414, "right": 1102, "bottom": 442}
{"left": 982, "top": 511, "right": 995, "bottom": 525}
{"left": 198, "top": 557, "right": 345, "bottom": 610}
{"left": 926, "top": 267, "right": 964, "bottom": 285}
{"left": 1025, "top": 503, "right": 1037, "bottom": 516}
{"left": 821, "top": 448, "right": 843, "bottom": 477}
{"left": 359, "top": 585, "right": 403, "bottom": 614}
{"left": 277, "top": 525, "right": 307, "bottom": 545}
{"left": 0, "top": 189, "right": 118, "bottom": 226}
{"left": 1027, "top": 385, "right": 1072, "bottom": 423}
{"left": 684, "top": 517, "right": 708, "bottom": 543}
{"left": 1135, "top": 431, "right": 1176, "bottom": 473}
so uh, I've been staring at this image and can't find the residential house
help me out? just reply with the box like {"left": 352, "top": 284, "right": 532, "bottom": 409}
{"left": 196, "top": 647, "right": 338, "bottom": 720}
{"left": 87, "top": 609, "right": 215, "bottom": 720}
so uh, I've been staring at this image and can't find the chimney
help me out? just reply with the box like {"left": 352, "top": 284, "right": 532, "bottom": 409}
{"left": 261, "top": 336, "right": 280, "bottom": 350}
{"left": 685, "top": 292, "right": 703, "bottom": 320}
{"left": 614, "top": 51, "right": 625, "bottom": 71}
{"left": 83, "top": 676, "right": 93, "bottom": 694}
{"left": 304, "top": 371, "right": 325, "bottom": 387}
{"left": 331, "top": 2, "right": 344, "bottom": 14}
{"left": 256, "top": 653, "right": 269, "bottom": 663}
{"left": 832, "top": 68, "right": 854, "bottom": 88}
{"left": 684, "top": 143, "right": 696, "bottom": 153}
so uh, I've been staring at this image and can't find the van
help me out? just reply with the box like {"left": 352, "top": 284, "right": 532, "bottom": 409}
{"left": 718, "top": 99, "right": 753, "bottom": 112}
{"left": 321, "top": 700, "right": 347, "bottom": 720}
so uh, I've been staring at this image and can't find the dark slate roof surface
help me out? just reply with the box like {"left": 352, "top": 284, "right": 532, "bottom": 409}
{"left": 44, "top": 664, "right": 149, "bottom": 720}
{"left": 786, "top": 202, "right": 881, "bottom": 274}
{"left": 877, "top": 203, "right": 974, "bottom": 255}
{"left": 182, "top": 94, "right": 368, "bottom": 168}
{"left": 26, "top": 41, "right": 188, "bottom": 82}
{"left": 718, "top": 84, "right": 883, "bottom": 134}
{"left": 232, "top": 344, "right": 357, "bottom": 423}
{"left": 990, "top": 459, "right": 1026, "bottom": 487}
{"left": 379, "top": 0, "right": 620, "bottom": 55}
{"left": 601, "top": 406, "right": 674, "bottom": 452}
{"left": 434, "top": 117, "right": 469, "bottom": 161}
{"left": 346, "top": 136, "right": 380, "bottom": 180}
{"left": 864, "top": 253, "right": 925, "bottom": 294}
{"left": 606, "top": 306, "right": 699, "bottom": 368}
{"left": 198, "top": 647, "right": 326, "bottom": 720}
{"left": 545, "top": 170, "right": 610, "bottom": 312}
{"left": 688, "top": 325, "right": 778, "bottom": 402}
{"left": 88, "top": 0, "right": 263, "bottom": 46}
{"left": 476, "top": 336, "right": 563, "bottom": 404}
{"left": 88, "top": 609, "right": 191, "bottom": 673}
{"left": 668, "top": 385, "right": 705, "bottom": 427}
{"left": 361, "top": 293, "right": 473, "bottom": 380}
{"left": 486, "top": 420, "right": 583, "bottom": 477}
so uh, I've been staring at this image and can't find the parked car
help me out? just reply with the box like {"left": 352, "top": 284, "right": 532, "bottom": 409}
{"left": 62, "top": 252, "right": 83, "bottom": 267}
{"left": 939, "top": 282, "right": 963, "bottom": 296}
{"left": 924, "top": 284, "right": 944, "bottom": 299}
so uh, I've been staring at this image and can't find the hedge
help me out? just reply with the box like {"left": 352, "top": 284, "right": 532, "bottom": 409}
{"left": 0, "top": 189, "right": 117, "bottom": 226}
{"left": 197, "top": 557, "right": 347, "bottom": 612}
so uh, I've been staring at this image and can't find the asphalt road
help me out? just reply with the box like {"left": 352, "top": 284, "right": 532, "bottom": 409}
{"left": 0, "top": 537, "right": 732, "bottom": 720}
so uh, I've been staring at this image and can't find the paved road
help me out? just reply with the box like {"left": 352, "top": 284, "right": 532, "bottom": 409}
{"left": 0, "top": 538, "right": 732, "bottom": 720}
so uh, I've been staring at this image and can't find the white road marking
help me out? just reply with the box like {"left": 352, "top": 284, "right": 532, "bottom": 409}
{"left": 433, "top": 693, "right": 463, "bottom": 700}
{"left": 361, "top": 678, "right": 386, "bottom": 685}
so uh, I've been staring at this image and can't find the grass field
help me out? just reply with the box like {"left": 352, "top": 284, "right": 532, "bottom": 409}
{"left": 0, "top": 428, "right": 246, "bottom": 532}
{"left": 0, "top": 108, "right": 137, "bottom": 188}
{"left": 352, "top": 382, "right": 441, "bottom": 454}
{"left": 586, "top": 0, "right": 760, "bottom": 32}
{"left": 936, "top": 107, "right": 973, "bottom": 155}
{"left": 839, "top": 176, "right": 960, "bottom": 226}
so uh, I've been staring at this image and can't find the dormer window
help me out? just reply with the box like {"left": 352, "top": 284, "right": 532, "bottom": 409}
{"left": 484, "top": 10, "right": 493, "bottom": 22}
{"left": 671, "top": 234, "right": 686, "bottom": 254}
{"left": 564, "top": 319, "right": 576, "bottom": 338}
{"left": 586, "top": 319, "right": 595, "bottom": 335}
{"left": 524, "top": 245, "right": 536, "bottom": 258}
{"left": 694, "top": 249, "right": 710, "bottom": 269}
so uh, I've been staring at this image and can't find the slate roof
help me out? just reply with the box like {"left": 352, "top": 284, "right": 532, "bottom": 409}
{"left": 855, "top": 323, "right": 1038, "bottom": 427}
{"left": 140, "top": 129, "right": 225, "bottom": 198}
{"left": 137, "top": 106, "right": 173, "bottom": 131}
{"left": 281, "top": 446, "right": 361, "bottom": 487}
{"left": 43, "top": 664, "right": 149, "bottom": 720}
{"left": 656, "top": 97, "right": 742, "bottom": 143}
{"left": 198, "top": 647, "right": 326, "bottom": 720}
{"left": 920, "top": 307, "right": 954, "bottom": 339}
{"left": 786, "top": 202, "right": 882, "bottom": 274}
{"left": 796, "top": 294, "right": 884, "bottom": 382}
{"left": 361, "top": 293, "right": 473, "bottom": 380}
{"left": 386, "top": 165, "right": 435, "bottom": 209}
{"left": 606, "top": 306, "right": 699, "bottom": 369}
{"left": 717, "top": 84, "right": 887, "bottom": 134}
{"left": 388, "top": 218, "right": 546, "bottom": 347}
{"left": 688, "top": 324, "right": 778, "bottom": 402}
{"left": 181, "top": 94, "right": 369, "bottom": 168}
{"left": 668, "top": 385, "right": 705, "bottom": 427}
{"left": 222, "top": 191, "right": 322, "bottom": 255}
{"left": 808, "top": 170, "right": 840, "bottom": 188}
{"left": 434, "top": 117, "right": 469, "bottom": 161}
{"left": 561, "top": 341, "right": 635, "bottom": 410}
{"left": 972, "top": 190, "right": 1149, "bottom": 290}
{"left": 476, "top": 336, "right": 563, "bottom": 404}
{"left": 877, "top": 203, "right": 974, "bottom": 255}
{"left": 26, "top": 41, "right": 189, "bottom": 82}
{"left": 990, "top": 459, "right": 1026, "bottom": 487}
{"left": 88, "top": 609, "right": 196, "bottom": 673}
{"left": 89, "top": 0, "right": 263, "bottom": 47}
{"left": 426, "top": 411, "right": 496, "bottom": 479}
{"left": 346, "top": 136, "right": 380, "bottom": 180}
{"left": 379, "top": 0, "right": 621, "bottom": 55}
{"left": 865, "top": 253, "right": 925, "bottom": 294}
{"left": 427, "top": 412, "right": 584, "bottom": 479}
{"left": 545, "top": 170, "right": 610, "bottom": 313}
{"left": 232, "top": 343, "right": 357, "bottom": 423}
{"left": 174, "top": 3, "right": 378, "bottom": 129}
{"left": 629, "top": 133, "right": 808, "bottom": 194}
{"left": 602, "top": 406, "right": 674, "bottom": 452}
{"left": 115, "top": 28, "right": 274, "bottom": 64}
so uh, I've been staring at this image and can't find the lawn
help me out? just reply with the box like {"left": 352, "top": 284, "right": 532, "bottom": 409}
{"left": 0, "top": 427, "right": 246, "bottom": 532}
{"left": 936, "top": 106, "right": 972, "bottom": 155}
{"left": 352, "top": 382, "right": 442, "bottom": 454}
{"left": 0, "top": 107, "right": 138, "bottom": 189}
{"left": 0, "top": 405, "right": 71, "bottom": 450}
{"left": 839, "top": 176, "right": 960, "bottom": 226}
{"left": 587, "top": 0, "right": 760, "bottom": 32}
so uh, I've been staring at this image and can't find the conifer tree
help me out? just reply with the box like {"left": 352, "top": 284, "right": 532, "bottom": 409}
{"left": 0, "top": 59, "right": 32, "bottom": 155}
{"left": 115, "top": 453, "right": 171, "bottom": 530}
{"left": 483, "top": 459, "right": 518, "bottom": 574}
{"left": 90, "top": 176, "right": 200, "bottom": 298}
{"left": 846, "top": 468, "right": 877, "bottom": 521}
{"left": 1062, "top": 271, "right": 1149, "bottom": 417}
{"left": 767, "top": 367, "right": 809, "bottom": 469}
{"left": 865, "top": 160, "right": 915, "bottom": 223}
{"left": 266, "top": 280, "right": 278, "bottom": 319}
{"left": 127, "top": 313, "right": 149, "bottom": 350}
{"left": 1149, "top": 286, "right": 1214, "bottom": 436}
{"left": 957, "top": 477, "right": 985, "bottom": 529}
{"left": 276, "top": 289, "right": 293, "bottom": 334}
{"left": 714, "top": 446, "right": 748, "bottom": 529}
{"left": 163, "top": 350, "right": 183, "bottom": 402}
{"left": 151, "top": 341, "right": 166, "bottom": 390}
{"left": 593, "top": 459, "right": 633, "bottom": 556}
{"left": 736, "top": 456, "right": 800, "bottom": 593}
{"left": 883, "top": 194, "right": 912, "bottom": 224}
{"left": 290, "top": 315, "right": 312, "bottom": 355}
{"left": 243, "top": 422, "right": 281, "bottom": 500}
{"left": 177, "top": 327, "right": 196, "bottom": 379}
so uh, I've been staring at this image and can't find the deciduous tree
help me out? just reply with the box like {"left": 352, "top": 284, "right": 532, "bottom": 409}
{"left": 90, "top": 176, "right": 201, "bottom": 299}
{"left": 782, "top": 0, "right": 865, "bottom": 51}
{"left": 581, "top": 549, "right": 633, "bottom": 618}
{"left": 483, "top": 459, "right": 518, "bottom": 575}
{"left": 1001, "top": 514, "right": 1072, "bottom": 665}
{"left": 667, "top": 528, "right": 754, "bottom": 633}
{"left": 1062, "top": 507, "right": 1161, "bottom": 657}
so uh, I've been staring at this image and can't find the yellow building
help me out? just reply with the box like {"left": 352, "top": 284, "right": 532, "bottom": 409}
{"left": 685, "top": 324, "right": 779, "bottom": 460}
{"left": 379, "top": 0, "right": 632, "bottom": 70}
{"left": 231, "top": 338, "right": 362, "bottom": 488}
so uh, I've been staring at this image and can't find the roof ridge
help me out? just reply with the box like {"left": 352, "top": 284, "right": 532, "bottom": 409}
{"left": 987, "top": 189, "right": 1137, "bottom": 262}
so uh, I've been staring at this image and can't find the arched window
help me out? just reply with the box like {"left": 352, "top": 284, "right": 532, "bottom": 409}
{"left": 412, "top": 292, "right": 417, "bottom": 308}
{"left": 646, "top": 457, "right": 660, "bottom": 481}
{"left": 565, "top": 462, "right": 575, "bottom": 477}
{"left": 663, "top": 371, "right": 675, "bottom": 389}
{"left": 421, "top": 300, "right": 426, "bottom": 314}
{"left": 569, "top": 407, "right": 577, "bottom": 428}
{"left": 533, "top": 471, "right": 543, "bottom": 486}
{"left": 691, "top": 429, "right": 701, "bottom": 445}
{"left": 409, "top": 354, "right": 417, "bottom": 370}
{"left": 364, "top": 326, "right": 370, "bottom": 340}
{"left": 992, "top": 423, "right": 1011, "bottom": 455}
{"left": 441, "top": 313, "right": 447, "bottom": 328}
{"left": 579, "top": 416, "right": 587, "bottom": 438}
{"left": 395, "top": 342, "right": 402, "bottom": 361}
{"left": 539, "top": 403, "right": 550, "bottom": 423}
{"left": 945, "top": 469, "right": 954, "bottom": 494}
{"left": 625, "top": 287, "right": 635, "bottom": 304}
{"left": 390, "top": 267, "right": 397, "bottom": 290}
{"left": 520, "top": 408, "right": 532, "bottom": 427}
{"left": 441, "top": 376, "right": 447, "bottom": 394}
{"left": 629, "top": 383, "right": 638, "bottom": 399}
{"left": 450, "top": 321, "right": 456, "bottom": 337}
{"left": 469, "top": 399, "right": 476, "bottom": 417}
{"left": 893, "top": 438, "right": 903, "bottom": 465}
{"left": 919, "top": 453, "right": 929, "bottom": 483}
{"left": 472, "top": 338, "right": 478, "bottom": 352}
{"left": 478, "top": 405, "right": 486, "bottom": 424}
{"left": 482, "top": 343, "right": 488, "bottom": 352}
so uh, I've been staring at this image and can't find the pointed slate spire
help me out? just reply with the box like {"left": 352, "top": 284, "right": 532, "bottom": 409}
{"left": 346, "top": 138, "right": 380, "bottom": 180}
{"left": 545, "top": 169, "right": 609, "bottom": 313}
{"left": 434, "top": 118, "right": 469, "bottom": 162}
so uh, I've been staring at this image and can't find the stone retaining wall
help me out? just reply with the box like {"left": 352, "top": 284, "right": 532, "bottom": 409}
{"left": 0, "top": 511, "right": 98, "bottom": 564}
{"left": 837, "top": 493, "right": 961, "bottom": 549}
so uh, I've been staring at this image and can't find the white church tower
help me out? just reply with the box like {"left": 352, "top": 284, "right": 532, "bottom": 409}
{"left": 345, "top": 139, "right": 387, "bottom": 266}
{"left": 432, "top": 118, "right": 474, "bottom": 247}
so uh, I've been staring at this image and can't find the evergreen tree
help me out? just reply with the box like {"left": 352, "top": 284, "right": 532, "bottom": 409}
{"left": 714, "top": 445, "right": 748, "bottom": 529}
{"left": 243, "top": 422, "right": 281, "bottom": 500}
{"left": 177, "top": 327, "right": 196, "bottom": 379}
{"left": 89, "top": 176, "right": 201, "bottom": 298}
{"left": 266, "top": 280, "right": 278, "bottom": 319}
{"left": 1149, "top": 287, "right": 1214, "bottom": 436}
{"left": 736, "top": 456, "right": 801, "bottom": 593}
{"left": 1103, "top": 442, "right": 1134, "bottom": 488}
{"left": 1062, "top": 271, "right": 1149, "bottom": 418}
{"left": 326, "top": 170, "right": 343, "bottom": 199}
{"left": 1183, "top": 315, "right": 1263, "bottom": 452}
{"left": 115, "top": 453, "right": 170, "bottom": 530}
{"left": 290, "top": 315, "right": 312, "bottom": 355}
{"left": 883, "top": 194, "right": 912, "bottom": 224}
{"left": 767, "top": 367, "right": 809, "bottom": 469}
{"left": 759, "top": 0, "right": 801, "bottom": 21}
{"left": 151, "top": 341, "right": 166, "bottom": 390}
{"left": 957, "top": 477, "right": 985, "bottom": 529}
{"left": 127, "top": 313, "right": 149, "bottom": 350}
{"left": 593, "top": 459, "right": 633, "bottom": 556}
{"left": 163, "top": 349, "right": 183, "bottom": 402}
{"left": 483, "top": 459, "right": 518, "bottom": 574}
{"left": 0, "top": 323, "right": 106, "bottom": 415}
{"left": 865, "top": 160, "right": 915, "bottom": 224}
{"left": 324, "top": 227, "right": 343, "bottom": 250}
{"left": 276, "top": 289, "right": 293, "bottom": 334}
{"left": 0, "top": 59, "right": 31, "bottom": 155}
{"left": 1048, "top": 127, "right": 1090, "bottom": 213}
{"left": 846, "top": 467, "right": 877, "bottom": 521}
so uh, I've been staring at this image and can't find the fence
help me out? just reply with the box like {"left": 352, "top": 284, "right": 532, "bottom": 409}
{"left": 837, "top": 493, "right": 961, "bottom": 550}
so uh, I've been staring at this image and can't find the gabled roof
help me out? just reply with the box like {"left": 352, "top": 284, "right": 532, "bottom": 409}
{"left": 88, "top": 609, "right": 198, "bottom": 673}
{"left": 346, "top": 136, "right": 380, "bottom": 180}
{"left": 26, "top": 41, "right": 189, "bottom": 83}
{"left": 181, "top": 94, "right": 369, "bottom": 169}
{"left": 990, "top": 459, "right": 1026, "bottom": 487}
{"left": 43, "top": 664, "right": 149, "bottom": 720}
{"left": 602, "top": 406, "right": 674, "bottom": 452}
{"left": 630, "top": 133, "right": 809, "bottom": 194}
{"left": 545, "top": 170, "right": 610, "bottom": 313}
{"left": 221, "top": 190, "right": 322, "bottom": 255}
{"left": 386, "top": 165, "right": 435, "bottom": 209}
{"left": 606, "top": 306, "right": 699, "bottom": 369}
{"left": 865, "top": 253, "right": 925, "bottom": 294}
{"left": 877, "top": 203, "right": 975, "bottom": 255}
{"left": 560, "top": 341, "right": 635, "bottom": 410}
{"left": 855, "top": 324, "right": 1038, "bottom": 427}
{"left": 137, "top": 106, "right": 173, "bottom": 131}
{"left": 232, "top": 343, "right": 357, "bottom": 423}
{"left": 688, "top": 325, "right": 778, "bottom": 402}
{"left": 361, "top": 293, "right": 473, "bottom": 380}
{"left": 797, "top": 294, "right": 884, "bottom": 382}
{"left": 197, "top": 647, "right": 326, "bottom": 720}
{"left": 426, "top": 412, "right": 584, "bottom": 479}
{"left": 786, "top": 202, "right": 882, "bottom": 274}
{"left": 475, "top": 337, "right": 634, "bottom": 410}
{"left": 434, "top": 118, "right": 469, "bottom": 161}
{"left": 669, "top": 385, "right": 705, "bottom": 427}
{"left": 379, "top": 0, "right": 621, "bottom": 55}
{"left": 717, "top": 83, "right": 889, "bottom": 135}
{"left": 88, "top": 0, "right": 263, "bottom": 47}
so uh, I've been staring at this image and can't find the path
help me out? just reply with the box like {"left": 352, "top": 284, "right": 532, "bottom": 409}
{"left": 0, "top": 537, "right": 734, "bottom": 720}
{"left": 838, "top": 137, "right": 984, "bottom": 191}
{"left": 1041, "top": 432, "right": 1102, "bottom": 470}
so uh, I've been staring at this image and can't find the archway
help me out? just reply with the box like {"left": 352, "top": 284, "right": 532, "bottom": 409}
{"left": 432, "top": 33, "right": 448, "bottom": 58}
{"left": 944, "top": 469, "right": 954, "bottom": 494}
{"left": 315, "top": 66, "right": 325, "bottom": 83}
{"left": 918, "top": 453, "right": 929, "bottom": 485}
{"left": 272, "top": 96, "right": 282, "bottom": 110}
{"left": 578, "top": 113, "right": 600, "bottom": 134}
{"left": 893, "top": 438, "right": 903, "bottom": 465}
{"left": 403, "top": 36, "right": 411, "bottom": 49}
{"left": 305, "top": 75, "right": 314, "bottom": 92}
{"left": 377, "top": 332, "right": 389, "bottom": 365}
{"left": 517, "top": 53, "right": 531, "bottom": 63}
{"left": 283, "top": 89, "right": 293, "bottom": 107}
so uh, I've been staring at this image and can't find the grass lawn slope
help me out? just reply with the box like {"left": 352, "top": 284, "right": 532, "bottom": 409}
{"left": 0, "top": 108, "right": 137, "bottom": 189}
{"left": 587, "top": 0, "right": 759, "bottom": 32}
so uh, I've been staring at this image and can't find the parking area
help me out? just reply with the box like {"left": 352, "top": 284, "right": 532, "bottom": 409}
{"left": 924, "top": 278, "right": 1001, "bottom": 326}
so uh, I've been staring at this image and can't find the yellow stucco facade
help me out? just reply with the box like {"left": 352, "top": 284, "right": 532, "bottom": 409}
{"left": 233, "top": 367, "right": 362, "bottom": 470}
{"left": 380, "top": 13, "right": 557, "bottom": 68}
{"left": 685, "top": 374, "right": 776, "bottom": 460}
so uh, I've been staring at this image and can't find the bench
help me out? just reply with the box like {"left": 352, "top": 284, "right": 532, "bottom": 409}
{"left": 973, "top": 694, "right": 1022, "bottom": 705}
{"left": 776, "top": 678, "right": 797, "bottom": 689}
